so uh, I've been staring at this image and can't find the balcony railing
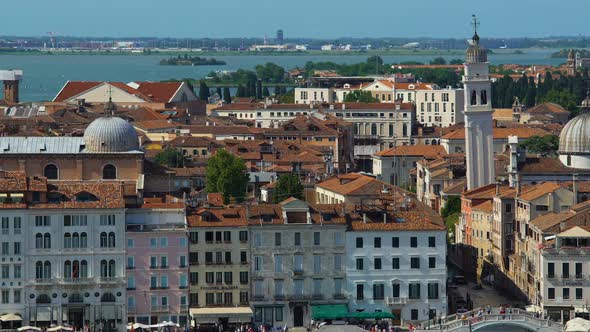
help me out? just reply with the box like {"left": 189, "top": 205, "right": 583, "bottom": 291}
{"left": 387, "top": 297, "right": 408, "bottom": 305}
{"left": 60, "top": 277, "right": 93, "bottom": 285}
{"left": 151, "top": 304, "right": 170, "bottom": 313}
{"left": 100, "top": 277, "right": 124, "bottom": 284}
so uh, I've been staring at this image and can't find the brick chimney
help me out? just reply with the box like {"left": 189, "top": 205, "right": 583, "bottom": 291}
{"left": 0, "top": 70, "right": 23, "bottom": 104}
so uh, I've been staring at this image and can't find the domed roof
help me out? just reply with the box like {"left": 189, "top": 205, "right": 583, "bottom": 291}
{"left": 83, "top": 116, "right": 139, "bottom": 153}
{"left": 559, "top": 113, "right": 590, "bottom": 155}
{"left": 466, "top": 34, "right": 487, "bottom": 64}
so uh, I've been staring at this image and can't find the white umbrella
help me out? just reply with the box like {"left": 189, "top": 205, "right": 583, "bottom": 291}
{"left": 47, "top": 326, "right": 74, "bottom": 332}
{"left": 0, "top": 314, "right": 22, "bottom": 322}
{"left": 18, "top": 327, "right": 42, "bottom": 332}
{"left": 127, "top": 323, "right": 150, "bottom": 330}
{"left": 566, "top": 317, "right": 590, "bottom": 332}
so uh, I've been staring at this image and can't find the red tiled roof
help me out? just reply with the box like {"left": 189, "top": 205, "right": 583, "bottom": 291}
{"left": 53, "top": 81, "right": 102, "bottom": 102}
{"left": 375, "top": 144, "right": 446, "bottom": 158}
{"left": 135, "top": 82, "right": 183, "bottom": 103}
{"left": 442, "top": 127, "right": 551, "bottom": 140}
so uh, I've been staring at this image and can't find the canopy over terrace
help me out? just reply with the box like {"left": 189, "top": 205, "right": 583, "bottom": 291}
{"left": 190, "top": 307, "right": 253, "bottom": 324}
{"left": 311, "top": 305, "right": 396, "bottom": 320}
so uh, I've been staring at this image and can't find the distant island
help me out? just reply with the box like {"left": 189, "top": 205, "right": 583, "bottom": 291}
{"left": 159, "top": 55, "right": 226, "bottom": 66}
{"left": 551, "top": 49, "right": 590, "bottom": 58}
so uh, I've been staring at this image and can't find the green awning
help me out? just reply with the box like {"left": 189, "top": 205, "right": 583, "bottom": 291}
{"left": 312, "top": 306, "right": 396, "bottom": 320}
{"left": 312, "top": 305, "right": 349, "bottom": 320}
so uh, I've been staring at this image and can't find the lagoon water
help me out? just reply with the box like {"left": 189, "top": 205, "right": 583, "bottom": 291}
{"left": 0, "top": 49, "right": 563, "bottom": 102}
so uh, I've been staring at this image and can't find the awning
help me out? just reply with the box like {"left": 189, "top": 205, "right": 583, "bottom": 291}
{"left": 190, "top": 307, "right": 253, "bottom": 324}
{"left": 0, "top": 314, "right": 22, "bottom": 322}
{"left": 575, "top": 306, "right": 590, "bottom": 313}
{"left": 312, "top": 305, "right": 349, "bottom": 320}
{"left": 525, "top": 305, "right": 543, "bottom": 313}
{"left": 347, "top": 312, "right": 396, "bottom": 320}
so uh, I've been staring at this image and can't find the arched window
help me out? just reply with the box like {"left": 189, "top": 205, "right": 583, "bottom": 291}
{"left": 80, "top": 233, "right": 87, "bottom": 248}
{"left": 72, "top": 233, "right": 80, "bottom": 248}
{"left": 108, "top": 232, "right": 116, "bottom": 248}
{"left": 470, "top": 90, "right": 477, "bottom": 105}
{"left": 425, "top": 140, "right": 430, "bottom": 145}
{"left": 389, "top": 124, "right": 394, "bottom": 137}
{"left": 101, "top": 292, "right": 116, "bottom": 303}
{"left": 481, "top": 90, "right": 488, "bottom": 105}
{"left": 100, "top": 232, "right": 108, "bottom": 248}
{"left": 431, "top": 139, "right": 438, "bottom": 145}
{"left": 72, "top": 260, "right": 80, "bottom": 278}
{"left": 100, "top": 260, "right": 108, "bottom": 278}
{"left": 35, "top": 261, "right": 43, "bottom": 279}
{"left": 353, "top": 124, "right": 359, "bottom": 135}
{"left": 43, "top": 233, "right": 51, "bottom": 249}
{"left": 102, "top": 164, "right": 117, "bottom": 180}
{"left": 365, "top": 123, "right": 370, "bottom": 136}
{"left": 108, "top": 259, "right": 116, "bottom": 277}
{"left": 402, "top": 124, "right": 408, "bottom": 137}
{"left": 36, "top": 294, "right": 51, "bottom": 304}
{"left": 371, "top": 124, "right": 377, "bottom": 136}
{"left": 64, "top": 260, "right": 72, "bottom": 278}
{"left": 43, "top": 261, "right": 51, "bottom": 279}
{"left": 64, "top": 233, "right": 72, "bottom": 249}
{"left": 80, "top": 260, "right": 88, "bottom": 278}
{"left": 379, "top": 123, "right": 384, "bottom": 136}
{"left": 44, "top": 164, "right": 58, "bottom": 180}
{"left": 35, "top": 233, "right": 43, "bottom": 249}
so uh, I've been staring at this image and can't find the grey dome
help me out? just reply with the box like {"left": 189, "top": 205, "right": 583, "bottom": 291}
{"left": 466, "top": 34, "right": 487, "bottom": 64}
{"left": 83, "top": 117, "right": 139, "bottom": 153}
{"left": 559, "top": 113, "right": 590, "bottom": 155}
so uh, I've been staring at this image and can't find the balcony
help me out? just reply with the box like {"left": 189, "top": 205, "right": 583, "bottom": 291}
{"left": 151, "top": 304, "right": 170, "bottom": 313}
{"left": 31, "top": 278, "right": 53, "bottom": 286}
{"left": 99, "top": 277, "right": 124, "bottom": 284}
{"left": 60, "top": 277, "right": 93, "bottom": 285}
{"left": 386, "top": 297, "right": 408, "bottom": 305}
{"left": 293, "top": 269, "right": 304, "bottom": 276}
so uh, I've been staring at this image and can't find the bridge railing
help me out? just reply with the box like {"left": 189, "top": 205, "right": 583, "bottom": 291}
{"left": 419, "top": 307, "right": 562, "bottom": 331}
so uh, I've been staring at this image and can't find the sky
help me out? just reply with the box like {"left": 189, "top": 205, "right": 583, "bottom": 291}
{"left": 2, "top": 0, "right": 589, "bottom": 39}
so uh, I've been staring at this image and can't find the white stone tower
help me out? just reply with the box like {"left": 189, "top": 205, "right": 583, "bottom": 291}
{"left": 463, "top": 16, "right": 494, "bottom": 190}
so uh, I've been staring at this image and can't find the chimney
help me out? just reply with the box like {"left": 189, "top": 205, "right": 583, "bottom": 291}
{"left": 341, "top": 104, "right": 346, "bottom": 110}
{"left": 0, "top": 70, "right": 23, "bottom": 104}
{"left": 495, "top": 182, "right": 500, "bottom": 196}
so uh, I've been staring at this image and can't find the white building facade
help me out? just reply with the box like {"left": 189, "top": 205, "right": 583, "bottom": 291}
{"left": 346, "top": 229, "right": 447, "bottom": 324}
{"left": 416, "top": 88, "right": 465, "bottom": 127}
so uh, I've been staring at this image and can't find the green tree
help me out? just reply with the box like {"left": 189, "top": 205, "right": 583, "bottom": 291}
{"left": 520, "top": 135, "right": 560, "bottom": 157}
{"left": 262, "top": 86, "right": 270, "bottom": 97}
{"left": 256, "top": 80, "right": 263, "bottom": 100}
{"left": 430, "top": 57, "right": 447, "bottom": 65}
{"left": 449, "top": 58, "right": 464, "bottom": 65}
{"left": 441, "top": 196, "right": 461, "bottom": 218}
{"left": 543, "top": 89, "right": 578, "bottom": 112}
{"left": 223, "top": 87, "right": 231, "bottom": 103}
{"left": 154, "top": 148, "right": 184, "bottom": 168}
{"left": 343, "top": 90, "right": 379, "bottom": 103}
{"left": 272, "top": 174, "right": 304, "bottom": 203}
{"left": 236, "top": 85, "right": 245, "bottom": 98}
{"left": 198, "top": 81, "right": 210, "bottom": 101}
{"left": 206, "top": 149, "right": 249, "bottom": 204}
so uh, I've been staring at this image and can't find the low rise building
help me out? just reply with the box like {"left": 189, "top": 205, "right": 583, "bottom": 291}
{"left": 294, "top": 88, "right": 334, "bottom": 104}
{"left": 125, "top": 198, "right": 188, "bottom": 326}
{"left": 248, "top": 199, "right": 347, "bottom": 328}
{"left": 415, "top": 88, "right": 465, "bottom": 127}
{"left": 346, "top": 195, "right": 447, "bottom": 324}
{"left": 187, "top": 196, "right": 252, "bottom": 330}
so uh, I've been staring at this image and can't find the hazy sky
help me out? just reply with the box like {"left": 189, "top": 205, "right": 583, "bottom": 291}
{"left": 2, "top": 0, "right": 589, "bottom": 39}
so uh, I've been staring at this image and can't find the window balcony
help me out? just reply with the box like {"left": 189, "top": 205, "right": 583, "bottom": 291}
{"left": 60, "top": 277, "right": 94, "bottom": 285}
{"left": 386, "top": 297, "right": 408, "bottom": 305}
{"left": 151, "top": 304, "right": 169, "bottom": 313}
{"left": 100, "top": 277, "right": 124, "bottom": 284}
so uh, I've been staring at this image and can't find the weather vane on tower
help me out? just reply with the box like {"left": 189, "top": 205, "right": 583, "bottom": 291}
{"left": 471, "top": 14, "right": 480, "bottom": 35}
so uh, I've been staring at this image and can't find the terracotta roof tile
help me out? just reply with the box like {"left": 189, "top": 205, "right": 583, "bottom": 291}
{"left": 53, "top": 81, "right": 102, "bottom": 102}
{"left": 375, "top": 144, "right": 447, "bottom": 158}
{"left": 135, "top": 82, "right": 183, "bottom": 103}
{"left": 317, "top": 173, "right": 385, "bottom": 196}
{"left": 517, "top": 182, "right": 562, "bottom": 201}
{"left": 442, "top": 127, "right": 551, "bottom": 140}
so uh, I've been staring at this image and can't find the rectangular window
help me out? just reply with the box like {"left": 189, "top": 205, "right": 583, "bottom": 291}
{"left": 14, "top": 265, "right": 21, "bottom": 278}
{"left": 334, "top": 278, "right": 343, "bottom": 296}
{"left": 373, "top": 283, "right": 384, "bottom": 300}
{"left": 160, "top": 275, "right": 168, "bottom": 288}
{"left": 1, "top": 290, "right": 8, "bottom": 304}
{"left": 294, "top": 232, "right": 301, "bottom": 246}
{"left": 429, "top": 257, "right": 436, "bottom": 269}
{"left": 150, "top": 238, "right": 157, "bottom": 248}
{"left": 13, "top": 289, "right": 21, "bottom": 303}
{"left": 254, "top": 256, "right": 263, "bottom": 271}
{"left": 548, "top": 288, "right": 555, "bottom": 299}
{"left": 576, "top": 262, "right": 583, "bottom": 278}
{"left": 240, "top": 271, "right": 248, "bottom": 284}
{"left": 294, "top": 255, "right": 303, "bottom": 272}
{"left": 548, "top": 262, "right": 555, "bottom": 278}
{"left": 180, "top": 255, "right": 187, "bottom": 268}
{"left": 428, "top": 283, "right": 439, "bottom": 299}
{"left": 410, "top": 237, "right": 417, "bottom": 248}
{"left": 160, "top": 256, "right": 168, "bottom": 268}
{"left": 13, "top": 217, "right": 21, "bottom": 234}
{"left": 356, "top": 284, "right": 364, "bottom": 300}
{"left": 392, "top": 284, "right": 400, "bottom": 298}
{"left": 160, "top": 238, "right": 168, "bottom": 248}
{"left": 224, "top": 272, "right": 232, "bottom": 285}
{"left": 275, "top": 233, "right": 281, "bottom": 246}
{"left": 356, "top": 258, "right": 364, "bottom": 270}
{"left": 428, "top": 236, "right": 436, "bottom": 247}
{"left": 205, "top": 272, "right": 214, "bottom": 284}
{"left": 563, "top": 263, "right": 570, "bottom": 279}
{"left": 411, "top": 257, "right": 420, "bottom": 269}
{"left": 274, "top": 279, "right": 284, "bottom": 297}
{"left": 189, "top": 231, "right": 198, "bottom": 244}
{"left": 314, "top": 255, "right": 321, "bottom": 273}
{"left": 409, "top": 283, "right": 421, "bottom": 299}
{"left": 314, "top": 232, "right": 321, "bottom": 245}
{"left": 334, "top": 254, "right": 342, "bottom": 271}
{"left": 150, "top": 256, "right": 157, "bottom": 268}
{"left": 223, "top": 231, "right": 231, "bottom": 243}
{"left": 334, "top": 232, "right": 344, "bottom": 246}
{"left": 205, "top": 232, "right": 213, "bottom": 243}
{"left": 564, "top": 288, "right": 570, "bottom": 300}
{"left": 1, "top": 218, "right": 8, "bottom": 234}
{"left": 189, "top": 272, "right": 198, "bottom": 285}
{"left": 374, "top": 237, "right": 381, "bottom": 248}
{"left": 225, "top": 252, "right": 232, "bottom": 264}
{"left": 150, "top": 276, "right": 158, "bottom": 288}
{"left": 240, "top": 251, "right": 247, "bottom": 264}
{"left": 374, "top": 258, "right": 382, "bottom": 270}
{"left": 239, "top": 231, "right": 248, "bottom": 242}
{"left": 356, "top": 237, "right": 363, "bottom": 248}
{"left": 127, "top": 257, "right": 135, "bottom": 269}
{"left": 411, "top": 309, "right": 418, "bottom": 320}
{"left": 392, "top": 257, "right": 400, "bottom": 269}
{"left": 275, "top": 255, "right": 283, "bottom": 273}
{"left": 392, "top": 237, "right": 399, "bottom": 248}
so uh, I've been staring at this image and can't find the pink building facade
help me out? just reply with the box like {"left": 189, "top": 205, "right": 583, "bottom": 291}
{"left": 126, "top": 203, "right": 189, "bottom": 327}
